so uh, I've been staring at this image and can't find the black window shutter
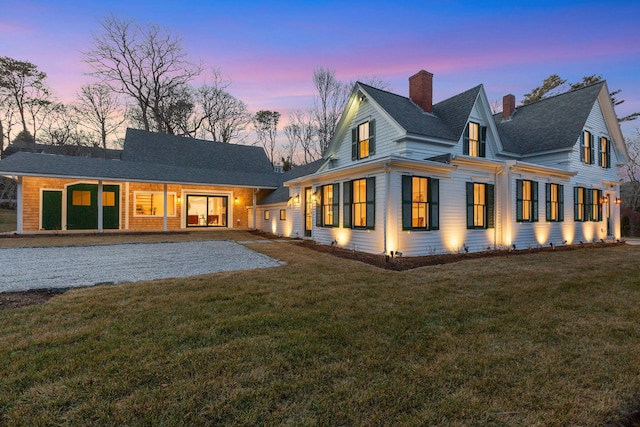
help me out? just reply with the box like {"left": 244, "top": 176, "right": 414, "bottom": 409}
{"left": 545, "top": 183, "right": 551, "bottom": 222}
{"left": 598, "top": 136, "right": 603, "bottom": 166}
{"left": 351, "top": 128, "right": 358, "bottom": 160}
{"left": 558, "top": 185, "right": 564, "bottom": 222}
{"left": 463, "top": 124, "right": 470, "bottom": 155}
{"left": 516, "top": 179, "right": 523, "bottom": 222}
{"left": 597, "top": 190, "right": 603, "bottom": 221}
{"left": 366, "top": 177, "right": 375, "bottom": 229}
{"left": 343, "top": 181, "right": 352, "bottom": 228}
{"left": 316, "top": 187, "right": 323, "bottom": 226}
{"left": 479, "top": 126, "right": 487, "bottom": 157}
{"left": 466, "top": 182, "right": 474, "bottom": 229}
{"left": 486, "top": 184, "right": 495, "bottom": 229}
{"left": 429, "top": 178, "right": 439, "bottom": 230}
{"left": 580, "top": 132, "right": 586, "bottom": 163}
{"left": 532, "top": 181, "right": 539, "bottom": 222}
{"left": 585, "top": 188, "right": 593, "bottom": 221}
{"left": 606, "top": 139, "right": 611, "bottom": 168}
{"left": 574, "top": 187, "right": 580, "bottom": 221}
{"left": 332, "top": 183, "right": 340, "bottom": 227}
{"left": 369, "top": 119, "right": 376, "bottom": 155}
{"left": 401, "top": 175, "right": 412, "bottom": 230}
{"left": 589, "top": 133, "right": 595, "bottom": 164}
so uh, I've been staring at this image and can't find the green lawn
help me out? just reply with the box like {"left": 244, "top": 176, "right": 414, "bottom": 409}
{"left": 0, "top": 208, "right": 16, "bottom": 233}
{"left": 1, "top": 240, "right": 639, "bottom": 426}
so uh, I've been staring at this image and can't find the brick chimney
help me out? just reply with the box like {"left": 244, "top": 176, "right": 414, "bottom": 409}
{"left": 409, "top": 70, "right": 433, "bottom": 113}
{"left": 502, "top": 94, "right": 515, "bottom": 120}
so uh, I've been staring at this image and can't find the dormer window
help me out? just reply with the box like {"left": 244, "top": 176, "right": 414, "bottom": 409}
{"left": 463, "top": 122, "right": 486, "bottom": 157}
{"left": 351, "top": 120, "right": 376, "bottom": 160}
{"left": 581, "top": 130, "right": 594, "bottom": 164}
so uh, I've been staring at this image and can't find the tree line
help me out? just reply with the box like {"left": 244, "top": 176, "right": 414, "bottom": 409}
{"left": 0, "top": 15, "right": 386, "bottom": 168}
{"left": 1, "top": 14, "right": 638, "bottom": 171}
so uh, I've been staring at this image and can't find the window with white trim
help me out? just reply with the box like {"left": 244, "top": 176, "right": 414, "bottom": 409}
{"left": 134, "top": 192, "right": 176, "bottom": 216}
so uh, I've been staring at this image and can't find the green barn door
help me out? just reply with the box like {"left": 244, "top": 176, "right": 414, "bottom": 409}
{"left": 103, "top": 185, "right": 120, "bottom": 229}
{"left": 67, "top": 184, "right": 98, "bottom": 230}
{"left": 42, "top": 190, "right": 62, "bottom": 230}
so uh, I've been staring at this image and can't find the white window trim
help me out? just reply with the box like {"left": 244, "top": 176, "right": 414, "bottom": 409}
{"left": 133, "top": 191, "right": 177, "bottom": 217}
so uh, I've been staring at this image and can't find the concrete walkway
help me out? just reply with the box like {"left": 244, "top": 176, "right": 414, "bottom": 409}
{"left": 0, "top": 240, "right": 284, "bottom": 293}
{"left": 625, "top": 238, "right": 640, "bottom": 245}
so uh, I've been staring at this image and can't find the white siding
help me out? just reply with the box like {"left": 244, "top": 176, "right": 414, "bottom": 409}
{"left": 331, "top": 100, "right": 400, "bottom": 170}
{"left": 314, "top": 172, "right": 386, "bottom": 254}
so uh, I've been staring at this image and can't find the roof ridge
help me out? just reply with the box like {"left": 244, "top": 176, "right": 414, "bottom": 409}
{"left": 516, "top": 80, "right": 605, "bottom": 109}
{"left": 358, "top": 81, "right": 483, "bottom": 107}
{"left": 434, "top": 84, "right": 483, "bottom": 106}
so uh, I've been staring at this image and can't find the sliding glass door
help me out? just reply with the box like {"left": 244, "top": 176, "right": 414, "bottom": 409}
{"left": 186, "top": 195, "right": 228, "bottom": 227}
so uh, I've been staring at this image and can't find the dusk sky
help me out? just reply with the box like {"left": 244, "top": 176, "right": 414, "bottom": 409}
{"left": 2, "top": 0, "right": 640, "bottom": 139}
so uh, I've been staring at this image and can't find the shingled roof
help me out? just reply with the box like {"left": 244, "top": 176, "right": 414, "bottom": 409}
{"left": 359, "top": 83, "right": 482, "bottom": 142}
{"left": 0, "top": 129, "right": 281, "bottom": 188}
{"left": 494, "top": 82, "right": 605, "bottom": 155}
{"left": 122, "top": 128, "right": 274, "bottom": 173}
{"left": 258, "top": 159, "right": 325, "bottom": 205}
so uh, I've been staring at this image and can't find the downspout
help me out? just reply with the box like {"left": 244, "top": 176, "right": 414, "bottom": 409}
{"left": 163, "top": 183, "right": 168, "bottom": 232}
{"left": 494, "top": 166, "right": 502, "bottom": 249}
{"left": 125, "top": 182, "right": 130, "bottom": 230}
{"left": 16, "top": 175, "right": 23, "bottom": 234}
{"left": 253, "top": 188, "right": 258, "bottom": 229}
{"left": 383, "top": 162, "right": 390, "bottom": 255}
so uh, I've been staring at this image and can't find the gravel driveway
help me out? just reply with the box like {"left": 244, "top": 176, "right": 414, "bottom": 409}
{"left": 0, "top": 240, "right": 284, "bottom": 293}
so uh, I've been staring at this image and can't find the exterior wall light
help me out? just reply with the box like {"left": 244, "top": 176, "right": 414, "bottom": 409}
{"left": 234, "top": 197, "right": 239, "bottom": 204}
{"left": 615, "top": 197, "right": 621, "bottom": 205}
{"left": 294, "top": 194, "right": 300, "bottom": 204}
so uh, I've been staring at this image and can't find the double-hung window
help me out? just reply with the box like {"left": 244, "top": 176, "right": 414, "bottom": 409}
{"left": 466, "top": 182, "right": 494, "bottom": 229}
{"left": 463, "top": 122, "right": 487, "bottom": 157}
{"left": 545, "top": 183, "right": 564, "bottom": 222}
{"left": 581, "top": 130, "right": 594, "bottom": 164}
{"left": 351, "top": 120, "right": 376, "bottom": 160}
{"left": 574, "top": 187, "right": 602, "bottom": 222}
{"left": 574, "top": 187, "right": 586, "bottom": 222}
{"left": 343, "top": 177, "right": 375, "bottom": 229}
{"left": 599, "top": 136, "right": 611, "bottom": 168}
{"left": 516, "top": 179, "right": 538, "bottom": 222}
{"left": 401, "top": 175, "right": 439, "bottom": 230}
{"left": 317, "top": 184, "right": 339, "bottom": 227}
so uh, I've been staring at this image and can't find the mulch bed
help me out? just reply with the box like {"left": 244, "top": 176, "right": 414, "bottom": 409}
{"left": 249, "top": 230, "right": 624, "bottom": 271}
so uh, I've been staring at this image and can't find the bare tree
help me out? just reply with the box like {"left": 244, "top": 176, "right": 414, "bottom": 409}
{"left": 0, "top": 95, "right": 18, "bottom": 156}
{"left": 83, "top": 15, "right": 202, "bottom": 134}
{"left": 197, "top": 71, "right": 251, "bottom": 143}
{"left": 0, "top": 176, "right": 16, "bottom": 207}
{"left": 75, "top": 83, "right": 124, "bottom": 151}
{"left": 253, "top": 110, "right": 280, "bottom": 167}
{"left": 41, "top": 103, "right": 84, "bottom": 146}
{"left": 312, "top": 67, "right": 349, "bottom": 156}
{"left": 623, "top": 130, "right": 640, "bottom": 210}
{"left": 24, "top": 84, "right": 54, "bottom": 141}
{"left": 284, "top": 109, "right": 317, "bottom": 164}
{"left": 0, "top": 57, "right": 49, "bottom": 136}
{"left": 310, "top": 67, "right": 389, "bottom": 157}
